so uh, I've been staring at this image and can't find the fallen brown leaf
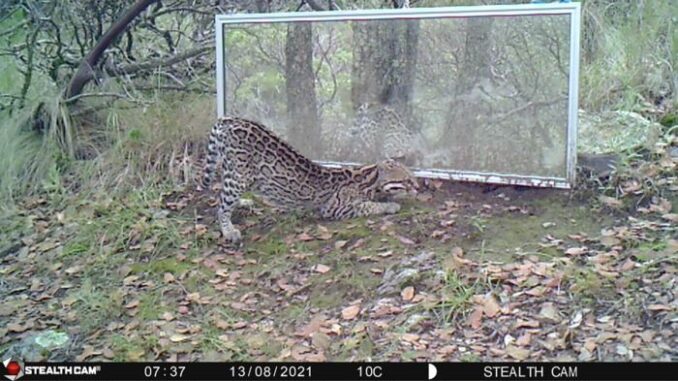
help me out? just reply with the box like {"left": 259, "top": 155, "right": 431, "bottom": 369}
{"left": 525, "top": 286, "right": 547, "bottom": 297}
{"left": 647, "top": 304, "right": 672, "bottom": 312}
{"left": 75, "top": 346, "right": 102, "bottom": 361}
{"left": 6, "top": 323, "right": 28, "bottom": 333}
{"left": 468, "top": 306, "right": 483, "bottom": 329}
{"left": 584, "top": 339, "right": 597, "bottom": 352}
{"left": 64, "top": 265, "right": 83, "bottom": 276}
{"left": 599, "top": 195, "right": 622, "bottom": 208}
{"left": 401, "top": 333, "right": 420, "bottom": 342}
{"left": 341, "top": 304, "right": 361, "bottom": 320}
{"left": 377, "top": 250, "right": 393, "bottom": 258}
{"left": 649, "top": 198, "right": 672, "bottom": 214}
{"left": 565, "top": 247, "right": 588, "bottom": 256}
{"left": 514, "top": 319, "right": 540, "bottom": 329}
{"left": 538, "top": 302, "right": 559, "bottom": 322}
{"left": 431, "top": 230, "right": 446, "bottom": 239}
{"left": 316, "top": 225, "right": 333, "bottom": 240}
{"left": 195, "top": 224, "right": 208, "bottom": 237}
{"left": 483, "top": 295, "right": 501, "bottom": 318}
{"left": 311, "top": 332, "right": 331, "bottom": 350}
{"left": 296, "top": 315, "right": 326, "bottom": 337}
{"left": 297, "top": 232, "right": 314, "bottom": 241}
{"left": 314, "top": 264, "right": 331, "bottom": 274}
{"left": 169, "top": 334, "right": 188, "bottom": 343}
{"left": 397, "top": 235, "right": 415, "bottom": 245}
{"left": 516, "top": 333, "right": 532, "bottom": 346}
{"left": 506, "top": 345, "right": 530, "bottom": 360}
{"left": 401, "top": 286, "right": 415, "bottom": 301}
{"left": 232, "top": 321, "right": 247, "bottom": 329}
{"left": 599, "top": 236, "right": 621, "bottom": 247}
{"left": 102, "top": 348, "right": 115, "bottom": 359}
{"left": 161, "top": 311, "right": 174, "bottom": 321}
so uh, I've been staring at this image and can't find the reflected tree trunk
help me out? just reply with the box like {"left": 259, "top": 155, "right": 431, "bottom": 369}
{"left": 459, "top": 18, "right": 493, "bottom": 92}
{"left": 351, "top": 19, "right": 419, "bottom": 127}
{"left": 377, "top": 20, "right": 419, "bottom": 127}
{"left": 350, "top": 21, "right": 379, "bottom": 110}
{"left": 444, "top": 17, "right": 494, "bottom": 169}
{"left": 285, "top": 22, "right": 320, "bottom": 158}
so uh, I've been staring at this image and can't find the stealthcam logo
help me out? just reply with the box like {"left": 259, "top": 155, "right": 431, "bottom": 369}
{"left": 1, "top": 358, "right": 23, "bottom": 381}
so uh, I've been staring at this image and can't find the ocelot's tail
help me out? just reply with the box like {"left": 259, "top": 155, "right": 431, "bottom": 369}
{"left": 202, "top": 120, "right": 225, "bottom": 188}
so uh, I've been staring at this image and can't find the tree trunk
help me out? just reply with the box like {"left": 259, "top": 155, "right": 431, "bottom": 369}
{"left": 285, "top": 22, "right": 320, "bottom": 158}
{"left": 65, "top": 0, "right": 157, "bottom": 101}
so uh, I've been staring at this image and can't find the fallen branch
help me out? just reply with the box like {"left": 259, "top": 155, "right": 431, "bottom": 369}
{"left": 64, "top": 92, "right": 130, "bottom": 103}
{"left": 134, "top": 85, "right": 215, "bottom": 94}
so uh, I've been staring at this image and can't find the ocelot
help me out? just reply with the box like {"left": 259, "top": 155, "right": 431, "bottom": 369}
{"left": 202, "top": 116, "right": 419, "bottom": 242}
{"left": 324, "top": 104, "right": 424, "bottom": 165}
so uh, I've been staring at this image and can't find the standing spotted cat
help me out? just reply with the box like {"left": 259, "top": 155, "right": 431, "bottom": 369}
{"left": 202, "top": 116, "right": 419, "bottom": 242}
{"left": 323, "top": 103, "right": 425, "bottom": 165}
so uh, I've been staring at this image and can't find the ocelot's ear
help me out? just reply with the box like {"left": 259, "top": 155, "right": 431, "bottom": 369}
{"left": 388, "top": 155, "right": 408, "bottom": 164}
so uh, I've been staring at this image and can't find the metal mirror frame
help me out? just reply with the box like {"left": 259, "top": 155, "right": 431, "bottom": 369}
{"left": 215, "top": 2, "right": 581, "bottom": 189}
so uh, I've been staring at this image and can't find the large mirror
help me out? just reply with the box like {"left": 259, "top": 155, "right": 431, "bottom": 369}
{"left": 216, "top": 4, "right": 581, "bottom": 188}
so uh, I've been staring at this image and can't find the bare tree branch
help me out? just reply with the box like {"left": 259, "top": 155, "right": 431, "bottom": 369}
{"left": 107, "top": 44, "right": 211, "bottom": 77}
{"left": 66, "top": 0, "right": 158, "bottom": 100}
{"left": 151, "top": 6, "right": 213, "bottom": 18}
{"left": 0, "top": 20, "right": 27, "bottom": 37}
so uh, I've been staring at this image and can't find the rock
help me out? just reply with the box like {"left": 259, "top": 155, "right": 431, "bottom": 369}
{"left": 538, "top": 302, "right": 560, "bottom": 322}
{"left": 577, "top": 153, "right": 620, "bottom": 178}
{"left": 34, "top": 330, "right": 69, "bottom": 350}
{"left": 377, "top": 251, "right": 435, "bottom": 295}
{"left": 377, "top": 268, "right": 420, "bottom": 295}
{"left": 401, "top": 251, "right": 436, "bottom": 268}
{"left": 405, "top": 313, "right": 430, "bottom": 328}
{"left": 578, "top": 110, "right": 663, "bottom": 155}
{"left": 2, "top": 330, "right": 70, "bottom": 361}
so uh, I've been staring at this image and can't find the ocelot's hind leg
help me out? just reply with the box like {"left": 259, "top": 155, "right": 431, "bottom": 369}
{"left": 217, "top": 160, "right": 249, "bottom": 243}
{"left": 320, "top": 187, "right": 401, "bottom": 220}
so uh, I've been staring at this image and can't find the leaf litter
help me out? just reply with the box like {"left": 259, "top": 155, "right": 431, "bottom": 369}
{"left": 0, "top": 139, "right": 676, "bottom": 362}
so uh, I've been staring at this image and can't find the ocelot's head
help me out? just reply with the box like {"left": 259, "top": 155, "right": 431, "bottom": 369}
{"left": 374, "top": 158, "right": 419, "bottom": 199}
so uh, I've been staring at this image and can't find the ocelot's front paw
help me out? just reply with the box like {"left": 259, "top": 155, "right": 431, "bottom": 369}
{"left": 237, "top": 198, "right": 255, "bottom": 209}
{"left": 383, "top": 202, "right": 401, "bottom": 214}
{"left": 235, "top": 198, "right": 257, "bottom": 216}
{"left": 221, "top": 227, "right": 242, "bottom": 243}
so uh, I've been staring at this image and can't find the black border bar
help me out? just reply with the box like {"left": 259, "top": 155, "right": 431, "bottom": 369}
{"left": 5, "top": 362, "right": 677, "bottom": 381}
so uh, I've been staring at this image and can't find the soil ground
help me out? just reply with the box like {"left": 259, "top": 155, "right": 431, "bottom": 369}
{"left": 1, "top": 174, "right": 675, "bottom": 362}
